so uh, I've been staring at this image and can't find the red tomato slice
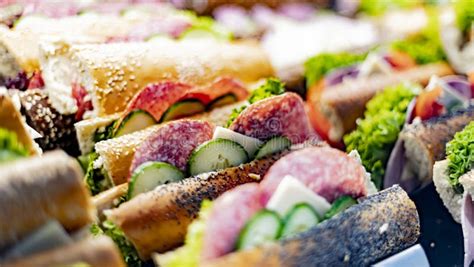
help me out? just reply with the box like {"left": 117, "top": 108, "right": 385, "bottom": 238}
{"left": 414, "top": 87, "right": 444, "bottom": 121}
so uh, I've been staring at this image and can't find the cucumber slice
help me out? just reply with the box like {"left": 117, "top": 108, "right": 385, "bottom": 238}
{"left": 180, "top": 28, "right": 221, "bottom": 40}
{"left": 237, "top": 209, "right": 282, "bottom": 251}
{"left": 281, "top": 203, "right": 319, "bottom": 238}
{"left": 212, "top": 126, "right": 263, "bottom": 158}
{"left": 160, "top": 100, "right": 206, "bottom": 122}
{"left": 115, "top": 110, "right": 156, "bottom": 137}
{"left": 254, "top": 136, "right": 291, "bottom": 159}
{"left": 323, "top": 196, "right": 357, "bottom": 220}
{"left": 207, "top": 93, "right": 237, "bottom": 110}
{"left": 188, "top": 138, "right": 248, "bottom": 176}
{"left": 128, "top": 161, "right": 185, "bottom": 199}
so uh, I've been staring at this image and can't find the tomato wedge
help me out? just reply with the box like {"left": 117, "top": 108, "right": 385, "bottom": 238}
{"left": 385, "top": 51, "right": 417, "bottom": 70}
{"left": 414, "top": 87, "right": 443, "bottom": 121}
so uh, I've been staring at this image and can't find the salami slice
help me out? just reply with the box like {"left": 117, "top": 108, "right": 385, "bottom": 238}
{"left": 229, "top": 93, "right": 317, "bottom": 144}
{"left": 182, "top": 77, "right": 249, "bottom": 105}
{"left": 260, "top": 147, "right": 367, "bottom": 203}
{"left": 130, "top": 119, "right": 214, "bottom": 173}
{"left": 202, "top": 183, "right": 264, "bottom": 261}
{"left": 123, "top": 81, "right": 192, "bottom": 122}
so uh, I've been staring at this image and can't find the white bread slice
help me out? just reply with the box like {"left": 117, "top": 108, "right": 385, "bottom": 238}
{"left": 433, "top": 160, "right": 462, "bottom": 223}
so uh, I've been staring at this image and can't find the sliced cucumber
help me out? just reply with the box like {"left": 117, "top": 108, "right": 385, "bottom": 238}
{"left": 188, "top": 138, "right": 248, "bottom": 176}
{"left": 237, "top": 209, "right": 282, "bottom": 251}
{"left": 128, "top": 161, "right": 185, "bottom": 199}
{"left": 207, "top": 93, "right": 237, "bottom": 110}
{"left": 254, "top": 136, "right": 291, "bottom": 159}
{"left": 160, "top": 100, "right": 206, "bottom": 122}
{"left": 115, "top": 110, "right": 156, "bottom": 137}
{"left": 281, "top": 203, "right": 319, "bottom": 238}
{"left": 212, "top": 126, "right": 263, "bottom": 158}
{"left": 323, "top": 196, "right": 357, "bottom": 220}
{"left": 180, "top": 28, "right": 221, "bottom": 40}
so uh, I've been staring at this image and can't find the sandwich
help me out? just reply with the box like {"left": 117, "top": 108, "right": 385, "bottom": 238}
{"left": 344, "top": 75, "right": 474, "bottom": 190}
{"left": 0, "top": 150, "right": 125, "bottom": 266}
{"left": 305, "top": 12, "right": 453, "bottom": 145}
{"left": 431, "top": 121, "right": 474, "bottom": 267}
{"left": 155, "top": 146, "right": 419, "bottom": 266}
{"left": 85, "top": 79, "right": 302, "bottom": 193}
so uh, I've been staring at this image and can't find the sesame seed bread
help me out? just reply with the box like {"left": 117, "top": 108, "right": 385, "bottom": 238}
{"left": 0, "top": 14, "right": 134, "bottom": 84}
{"left": 0, "top": 91, "right": 39, "bottom": 156}
{"left": 320, "top": 62, "right": 453, "bottom": 142}
{"left": 94, "top": 103, "right": 240, "bottom": 185}
{"left": 0, "top": 151, "right": 95, "bottom": 251}
{"left": 40, "top": 39, "right": 274, "bottom": 116}
{"left": 3, "top": 236, "right": 125, "bottom": 267}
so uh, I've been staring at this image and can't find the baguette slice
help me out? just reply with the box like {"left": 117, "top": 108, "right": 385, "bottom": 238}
{"left": 0, "top": 150, "right": 95, "bottom": 251}
{"left": 400, "top": 107, "right": 474, "bottom": 186}
{"left": 106, "top": 143, "right": 325, "bottom": 259}
{"left": 197, "top": 185, "right": 419, "bottom": 267}
{"left": 433, "top": 160, "right": 463, "bottom": 223}
{"left": 320, "top": 62, "right": 453, "bottom": 142}
{"left": 2, "top": 236, "right": 125, "bottom": 267}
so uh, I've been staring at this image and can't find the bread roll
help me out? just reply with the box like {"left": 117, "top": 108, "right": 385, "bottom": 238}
{"left": 199, "top": 185, "right": 419, "bottom": 267}
{"left": 41, "top": 39, "right": 274, "bottom": 116}
{"left": 320, "top": 62, "right": 453, "bottom": 142}
{"left": 0, "top": 150, "right": 95, "bottom": 251}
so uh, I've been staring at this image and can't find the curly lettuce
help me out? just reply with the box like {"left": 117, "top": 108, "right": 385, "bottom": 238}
{"left": 391, "top": 8, "right": 446, "bottom": 64}
{"left": 304, "top": 52, "right": 367, "bottom": 88}
{"left": 455, "top": 0, "right": 474, "bottom": 36}
{"left": 157, "top": 200, "right": 213, "bottom": 267}
{"left": 0, "top": 128, "right": 28, "bottom": 163}
{"left": 446, "top": 121, "right": 474, "bottom": 194}
{"left": 358, "top": 0, "right": 422, "bottom": 16}
{"left": 226, "top": 78, "right": 285, "bottom": 127}
{"left": 83, "top": 152, "right": 110, "bottom": 195}
{"left": 344, "top": 84, "right": 419, "bottom": 188}
{"left": 91, "top": 221, "right": 144, "bottom": 267}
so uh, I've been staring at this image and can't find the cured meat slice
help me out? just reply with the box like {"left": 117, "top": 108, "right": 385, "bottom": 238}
{"left": 202, "top": 183, "right": 264, "bottom": 261}
{"left": 123, "top": 81, "right": 192, "bottom": 122}
{"left": 130, "top": 119, "right": 214, "bottom": 173}
{"left": 182, "top": 77, "right": 249, "bottom": 105}
{"left": 260, "top": 147, "right": 367, "bottom": 203}
{"left": 229, "top": 93, "right": 317, "bottom": 144}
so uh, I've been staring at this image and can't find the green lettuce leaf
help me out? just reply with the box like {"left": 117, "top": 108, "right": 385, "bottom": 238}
{"left": 455, "top": 0, "right": 474, "bottom": 36}
{"left": 391, "top": 8, "right": 446, "bottom": 64}
{"left": 0, "top": 127, "right": 28, "bottom": 163}
{"left": 226, "top": 78, "right": 285, "bottom": 127}
{"left": 446, "top": 121, "right": 474, "bottom": 193}
{"left": 157, "top": 200, "right": 213, "bottom": 267}
{"left": 344, "top": 83, "right": 418, "bottom": 188}
{"left": 83, "top": 152, "right": 110, "bottom": 195}
{"left": 90, "top": 221, "right": 144, "bottom": 267}
{"left": 304, "top": 52, "right": 367, "bottom": 88}
{"left": 358, "top": 0, "right": 422, "bottom": 16}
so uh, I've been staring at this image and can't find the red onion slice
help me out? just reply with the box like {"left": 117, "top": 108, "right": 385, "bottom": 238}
{"left": 277, "top": 3, "right": 315, "bottom": 21}
{"left": 325, "top": 65, "right": 359, "bottom": 86}
{"left": 442, "top": 75, "right": 472, "bottom": 99}
{"left": 462, "top": 193, "right": 474, "bottom": 267}
{"left": 383, "top": 98, "right": 417, "bottom": 191}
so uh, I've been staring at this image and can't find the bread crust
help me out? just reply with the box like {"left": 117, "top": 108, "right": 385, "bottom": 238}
{"left": 200, "top": 185, "right": 419, "bottom": 267}
{"left": 320, "top": 62, "right": 453, "bottom": 142}
{"left": 0, "top": 151, "right": 94, "bottom": 251}
{"left": 47, "top": 40, "right": 273, "bottom": 116}
{"left": 2, "top": 236, "right": 125, "bottom": 267}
